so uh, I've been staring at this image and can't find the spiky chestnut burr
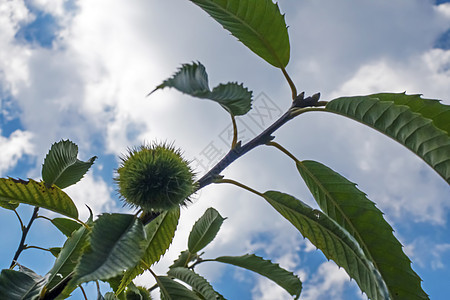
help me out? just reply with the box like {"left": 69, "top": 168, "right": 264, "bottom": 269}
{"left": 115, "top": 143, "right": 196, "bottom": 211}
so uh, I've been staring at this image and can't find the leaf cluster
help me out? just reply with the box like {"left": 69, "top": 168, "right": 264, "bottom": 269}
{"left": 0, "top": 1, "right": 448, "bottom": 299}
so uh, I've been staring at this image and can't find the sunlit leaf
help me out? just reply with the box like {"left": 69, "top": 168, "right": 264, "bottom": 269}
{"left": 215, "top": 254, "right": 301, "bottom": 299}
{"left": 297, "top": 160, "right": 428, "bottom": 299}
{"left": 151, "top": 62, "right": 252, "bottom": 116}
{"left": 263, "top": 191, "right": 389, "bottom": 300}
{"left": 0, "top": 178, "right": 78, "bottom": 219}
{"left": 118, "top": 208, "right": 180, "bottom": 293}
{"left": 42, "top": 140, "right": 96, "bottom": 189}
{"left": 326, "top": 93, "right": 450, "bottom": 183}
{"left": 188, "top": 207, "right": 226, "bottom": 253}
{"left": 189, "top": 0, "right": 290, "bottom": 68}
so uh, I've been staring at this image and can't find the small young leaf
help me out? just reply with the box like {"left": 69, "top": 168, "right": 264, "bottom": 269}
{"left": 49, "top": 247, "right": 62, "bottom": 257}
{"left": 51, "top": 218, "right": 82, "bottom": 237}
{"left": 151, "top": 62, "right": 252, "bottom": 116}
{"left": 188, "top": 207, "right": 226, "bottom": 253}
{"left": 157, "top": 276, "right": 201, "bottom": 300}
{"left": 168, "top": 267, "right": 223, "bottom": 300}
{"left": 0, "top": 200, "right": 19, "bottom": 210}
{"left": 0, "top": 269, "right": 48, "bottom": 300}
{"left": 263, "top": 191, "right": 389, "bottom": 300}
{"left": 169, "top": 250, "right": 196, "bottom": 270}
{"left": 72, "top": 214, "right": 146, "bottom": 286}
{"left": 0, "top": 178, "right": 78, "bottom": 219}
{"left": 214, "top": 254, "right": 301, "bottom": 299}
{"left": 326, "top": 93, "right": 450, "bottom": 183}
{"left": 118, "top": 208, "right": 180, "bottom": 293}
{"left": 189, "top": 0, "right": 290, "bottom": 68}
{"left": 125, "top": 282, "right": 151, "bottom": 300}
{"left": 297, "top": 160, "right": 428, "bottom": 300}
{"left": 42, "top": 139, "right": 97, "bottom": 189}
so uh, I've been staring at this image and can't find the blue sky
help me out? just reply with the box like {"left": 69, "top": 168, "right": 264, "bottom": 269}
{"left": 1, "top": 0, "right": 450, "bottom": 299}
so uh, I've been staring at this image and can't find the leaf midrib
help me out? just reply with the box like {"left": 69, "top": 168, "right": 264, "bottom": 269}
{"left": 270, "top": 195, "right": 380, "bottom": 298}
{"left": 203, "top": 0, "right": 284, "bottom": 67}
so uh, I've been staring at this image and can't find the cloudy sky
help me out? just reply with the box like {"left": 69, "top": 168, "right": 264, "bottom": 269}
{"left": 1, "top": 0, "right": 450, "bottom": 299}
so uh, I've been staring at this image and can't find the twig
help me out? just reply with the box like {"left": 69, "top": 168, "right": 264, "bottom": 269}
{"left": 13, "top": 209, "right": 24, "bottom": 230}
{"left": 10, "top": 206, "right": 39, "bottom": 268}
{"left": 24, "top": 245, "right": 52, "bottom": 252}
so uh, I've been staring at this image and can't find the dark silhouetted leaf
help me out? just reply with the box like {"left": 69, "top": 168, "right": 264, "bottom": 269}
{"left": 42, "top": 140, "right": 96, "bottom": 189}
{"left": 0, "top": 269, "right": 48, "bottom": 300}
{"left": 326, "top": 93, "right": 450, "bottom": 183}
{"left": 72, "top": 214, "right": 146, "bottom": 285}
{"left": 118, "top": 208, "right": 180, "bottom": 293}
{"left": 215, "top": 254, "right": 301, "bottom": 299}
{"left": 157, "top": 276, "right": 201, "bottom": 300}
{"left": 46, "top": 224, "right": 89, "bottom": 294}
{"left": 151, "top": 62, "right": 252, "bottom": 116}
{"left": 297, "top": 160, "right": 428, "bottom": 299}
{"left": 263, "top": 191, "right": 389, "bottom": 300}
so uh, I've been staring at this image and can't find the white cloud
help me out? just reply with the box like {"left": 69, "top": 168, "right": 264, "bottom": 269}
{"left": 301, "top": 261, "right": 365, "bottom": 300}
{"left": 0, "top": 129, "right": 34, "bottom": 175}
{"left": 407, "top": 237, "right": 450, "bottom": 271}
{"left": 0, "top": 0, "right": 32, "bottom": 95}
{"left": 64, "top": 172, "right": 118, "bottom": 220}
{"left": 1, "top": 0, "right": 449, "bottom": 299}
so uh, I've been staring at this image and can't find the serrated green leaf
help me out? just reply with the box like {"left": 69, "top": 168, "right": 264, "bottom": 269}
{"left": 189, "top": 0, "right": 290, "bottom": 68}
{"left": 169, "top": 250, "right": 197, "bottom": 270}
{"left": 297, "top": 160, "right": 427, "bottom": 300}
{"left": 371, "top": 93, "right": 450, "bottom": 135}
{"left": 157, "top": 276, "right": 201, "bottom": 300}
{"left": 0, "top": 269, "right": 48, "bottom": 300}
{"left": 118, "top": 208, "right": 180, "bottom": 293}
{"left": 263, "top": 191, "right": 389, "bottom": 300}
{"left": 72, "top": 214, "right": 146, "bottom": 286}
{"left": 0, "top": 178, "right": 78, "bottom": 219}
{"left": 168, "top": 267, "right": 223, "bottom": 300}
{"left": 214, "top": 254, "right": 301, "bottom": 299}
{"left": 42, "top": 140, "right": 97, "bottom": 189}
{"left": 188, "top": 207, "right": 225, "bottom": 253}
{"left": 45, "top": 224, "right": 89, "bottom": 294}
{"left": 51, "top": 217, "right": 82, "bottom": 237}
{"left": 326, "top": 93, "right": 450, "bottom": 183}
{"left": 125, "top": 282, "right": 151, "bottom": 300}
{"left": 152, "top": 62, "right": 252, "bottom": 116}
{"left": 49, "top": 247, "right": 62, "bottom": 257}
{"left": 209, "top": 82, "right": 252, "bottom": 115}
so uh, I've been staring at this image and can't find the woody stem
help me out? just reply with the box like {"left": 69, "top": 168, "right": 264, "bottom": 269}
{"left": 196, "top": 108, "right": 294, "bottom": 190}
